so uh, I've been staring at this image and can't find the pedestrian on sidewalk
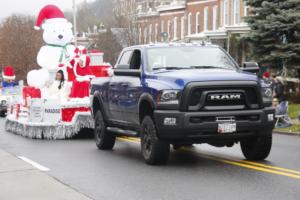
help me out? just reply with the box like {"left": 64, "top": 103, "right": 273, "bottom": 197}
{"left": 273, "top": 77, "right": 285, "bottom": 103}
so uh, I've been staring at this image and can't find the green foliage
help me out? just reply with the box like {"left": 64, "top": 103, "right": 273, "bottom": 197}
{"left": 244, "top": 0, "right": 300, "bottom": 69}
{"left": 288, "top": 104, "right": 300, "bottom": 119}
{"left": 275, "top": 124, "right": 300, "bottom": 133}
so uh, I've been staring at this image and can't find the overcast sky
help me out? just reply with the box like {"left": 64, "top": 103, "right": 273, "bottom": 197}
{"left": 0, "top": 0, "right": 89, "bottom": 19}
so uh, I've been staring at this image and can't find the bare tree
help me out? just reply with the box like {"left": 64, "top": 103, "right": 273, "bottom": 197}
{"left": 0, "top": 15, "right": 43, "bottom": 81}
{"left": 113, "top": 0, "right": 139, "bottom": 46}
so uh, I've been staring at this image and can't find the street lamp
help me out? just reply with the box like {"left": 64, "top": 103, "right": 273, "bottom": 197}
{"left": 73, "top": 0, "right": 78, "bottom": 46}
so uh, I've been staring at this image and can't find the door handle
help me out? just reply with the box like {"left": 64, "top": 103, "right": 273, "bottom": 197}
{"left": 109, "top": 84, "right": 116, "bottom": 87}
{"left": 121, "top": 83, "right": 128, "bottom": 88}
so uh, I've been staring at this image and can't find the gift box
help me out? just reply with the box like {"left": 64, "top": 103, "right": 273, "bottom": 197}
{"left": 23, "top": 87, "right": 41, "bottom": 99}
{"left": 23, "top": 87, "right": 41, "bottom": 106}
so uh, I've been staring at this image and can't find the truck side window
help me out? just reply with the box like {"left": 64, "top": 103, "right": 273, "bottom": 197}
{"left": 118, "top": 51, "right": 133, "bottom": 69}
{"left": 129, "top": 50, "right": 141, "bottom": 70}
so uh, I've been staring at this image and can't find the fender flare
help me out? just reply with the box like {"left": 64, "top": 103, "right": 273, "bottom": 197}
{"left": 91, "top": 92, "right": 108, "bottom": 121}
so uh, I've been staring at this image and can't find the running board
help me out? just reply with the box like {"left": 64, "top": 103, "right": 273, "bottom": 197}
{"left": 107, "top": 127, "right": 139, "bottom": 137}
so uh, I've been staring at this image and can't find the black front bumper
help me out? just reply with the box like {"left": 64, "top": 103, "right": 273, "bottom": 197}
{"left": 154, "top": 108, "right": 275, "bottom": 143}
{"left": 0, "top": 104, "right": 7, "bottom": 112}
{"left": 0, "top": 105, "right": 7, "bottom": 117}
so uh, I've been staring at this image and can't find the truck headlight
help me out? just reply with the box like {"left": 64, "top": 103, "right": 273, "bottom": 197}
{"left": 261, "top": 87, "right": 273, "bottom": 103}
{"left": 157, "top": 90, "right": 180, "bottom": 104}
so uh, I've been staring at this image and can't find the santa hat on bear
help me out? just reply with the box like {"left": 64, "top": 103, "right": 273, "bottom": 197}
{"left": 2, "top": 66, "right": 16, "bottom": 80}
{"left": 34, "top": 5, "right": 68, "bottom": 30}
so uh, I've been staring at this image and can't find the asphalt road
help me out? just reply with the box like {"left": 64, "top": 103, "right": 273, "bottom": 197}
{"left": 0, "top": 118, "right": 299, "bottom": 200}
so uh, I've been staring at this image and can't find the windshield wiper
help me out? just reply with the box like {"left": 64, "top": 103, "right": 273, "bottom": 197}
{"left": 153, "top": 66, "right": 189, "bottom": 71}
{"left": 189, "top": 65, "right": 231, "bottom": 70}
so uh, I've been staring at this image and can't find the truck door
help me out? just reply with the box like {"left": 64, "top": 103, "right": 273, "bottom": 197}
{"left": 119, "top": 49, "right": 143, "bottom": 125}
{"left": 108, "top": 50, "right": 133, "bottom": 122}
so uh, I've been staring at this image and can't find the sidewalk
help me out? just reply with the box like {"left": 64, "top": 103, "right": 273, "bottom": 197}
{"left": 0, "top": 149, "right": 92, "bottom": 200}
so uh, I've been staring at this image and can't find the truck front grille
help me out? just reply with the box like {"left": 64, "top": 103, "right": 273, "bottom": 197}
{"left": 181, "top": 82, "right": 261, "bottom": 111}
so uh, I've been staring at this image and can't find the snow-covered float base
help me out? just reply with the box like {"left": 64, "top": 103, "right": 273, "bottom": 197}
{"left": 5, "top": 113, "right": 94, "bottom": 139}
{"left": 5, "top": 98, "right": 94, "bottom": 139}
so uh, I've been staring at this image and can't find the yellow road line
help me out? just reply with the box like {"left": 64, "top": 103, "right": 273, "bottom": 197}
{"left": 239, "top": 160, "right": 300, "bottom": 175}
{"left": 117, "top": 137, "right": 300, "bottom": 180}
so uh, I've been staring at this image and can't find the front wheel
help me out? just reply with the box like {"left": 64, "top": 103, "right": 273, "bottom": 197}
{"left": 94, "top": 110, "right": 115, "bottom": 150}
{"left": 141, "top": 116, "right": 170, "bottom": 165}
{"left": 240, "top": 130, "right": 272, "bottom": 160}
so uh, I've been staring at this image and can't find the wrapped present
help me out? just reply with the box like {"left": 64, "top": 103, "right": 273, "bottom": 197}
{"left": 22, "top": 87, "right": 41, "bottom": 107}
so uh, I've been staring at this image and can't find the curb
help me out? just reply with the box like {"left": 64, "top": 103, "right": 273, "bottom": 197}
{"left": 273, "top": 131, "right": 300, "bottom": 136}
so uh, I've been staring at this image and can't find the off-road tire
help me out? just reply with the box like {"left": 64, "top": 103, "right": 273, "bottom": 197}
{"left": 141, "top": 116, "right": 170, "bottom": 165}
{"left": 94, "top": 110, "right": 115, "bottom": 150}
{"left": 240, "top": 131, "right": 272, "bottom": 160}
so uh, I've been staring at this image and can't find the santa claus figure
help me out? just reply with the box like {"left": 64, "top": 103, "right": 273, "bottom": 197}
{"left": 2, "top": 66, "right": 18, "bottom": 88}
{"left": 29, "top": 4, "right": 75, "bottom": 86}
{"left": 69, "top": 47, "right": 95, "bottom": 98}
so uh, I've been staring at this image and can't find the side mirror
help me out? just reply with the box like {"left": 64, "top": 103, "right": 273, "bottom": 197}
{"left": 242, "top": 62, "right": 260, "bottom": 74}
{"left": 114, "top": 68, "right": 141, "bottom": 77}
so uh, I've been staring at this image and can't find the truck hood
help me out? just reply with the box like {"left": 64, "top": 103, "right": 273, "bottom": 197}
{"left": 147, "top": 69, "right": 259, "bottom": 89}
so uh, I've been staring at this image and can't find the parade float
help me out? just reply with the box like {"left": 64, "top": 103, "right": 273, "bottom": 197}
{"left": 5, "top": 5, "right": 112, "bottom": 139}
{"left": 0, "top": 66, "right": 21, "bottom": 117}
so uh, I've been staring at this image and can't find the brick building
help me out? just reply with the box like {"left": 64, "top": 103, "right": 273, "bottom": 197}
{"left": 134, "top": 0, "right": 251, "bottom": 64}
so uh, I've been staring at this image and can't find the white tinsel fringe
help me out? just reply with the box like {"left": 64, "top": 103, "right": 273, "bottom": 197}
{"left": 5, "top": 116, "right": 94, "bottom": 140}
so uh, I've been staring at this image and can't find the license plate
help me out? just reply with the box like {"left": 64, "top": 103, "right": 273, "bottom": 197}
{"left": 218, "top": 123, "right": 236, "bottom": 134}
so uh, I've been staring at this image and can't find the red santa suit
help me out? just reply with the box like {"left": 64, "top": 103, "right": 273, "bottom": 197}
{"left": 66, "top": 47, "right": 87, "bottom": 82}
{"left": 69, "top": 54, "right": 95, "bottom": 98}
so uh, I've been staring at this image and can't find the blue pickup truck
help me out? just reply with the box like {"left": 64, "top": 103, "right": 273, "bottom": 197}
{"left": 90, "top": 43, "right": 275, "bottom": 165}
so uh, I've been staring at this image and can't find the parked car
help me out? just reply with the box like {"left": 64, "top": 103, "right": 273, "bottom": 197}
{"left": 0, "top": 86, "right": 20, "bottom": 117}
{"left": 90, "top": 43, "right": 275, "bottom": 165}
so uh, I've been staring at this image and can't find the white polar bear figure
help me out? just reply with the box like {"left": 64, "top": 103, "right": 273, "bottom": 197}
{"left": 29, "top": 5, "right": 75, "bottom": 87}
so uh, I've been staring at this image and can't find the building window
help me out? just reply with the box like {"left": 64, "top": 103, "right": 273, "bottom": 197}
{"left": 234, "top": 0, "right": 240, "bottom": 24}
{"left": 167, "top": 20, "right": 171, "bottom": 39}
{"left": 204, "top": 7, "right": 209, "bottom": 31}
{"left": 149, "top": 24, "right": 152, "bottom": 43}
{"left": 139, "top": 27, "right": 142, "bottom": 44}
{"left": 188, "top": 12, "right": 192, "bottom": 35}
{"left": 173, "top": 17, "right": 178, "bottom": 40}
{"left": 155, "top": 24, "right": 158, "bottom": 42}
{"left": 181, "top": 16, "right": 185, "bottom": 39}
{"left": 161, "top": 20, "right": 165, "bottom": 33}
{"left": 244, "top": 2, "right": 250, "bottom": 17}
{"left": 223, "top": 0, "right": 228, "bottom": 26}
{"left": 195, "top": 12, "right": 200, "bottom": 34}
{"left": 213, "top": 6, "right": 218, "bottom": 31}
{"left": 144, "top": 27, "right": 147, "bottom": 44}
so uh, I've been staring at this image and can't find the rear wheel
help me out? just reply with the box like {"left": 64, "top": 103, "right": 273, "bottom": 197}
{"left": 94, "top": 110, "right": 115, "bottom": 150}
{"left": 141, "top": 116, "right": 170, "bottom": 165}
{"left": 240, "top": 130, "right": 272, "bottom": 160}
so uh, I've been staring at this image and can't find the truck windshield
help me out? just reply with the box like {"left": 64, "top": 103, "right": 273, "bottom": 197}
{"left": 146, "top": 47, "right": 238, "bottom": 71}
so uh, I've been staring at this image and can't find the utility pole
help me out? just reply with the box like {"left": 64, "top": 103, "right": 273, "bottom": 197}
{"left": 73, "top": 0, "right": 78, "bottom": 46}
